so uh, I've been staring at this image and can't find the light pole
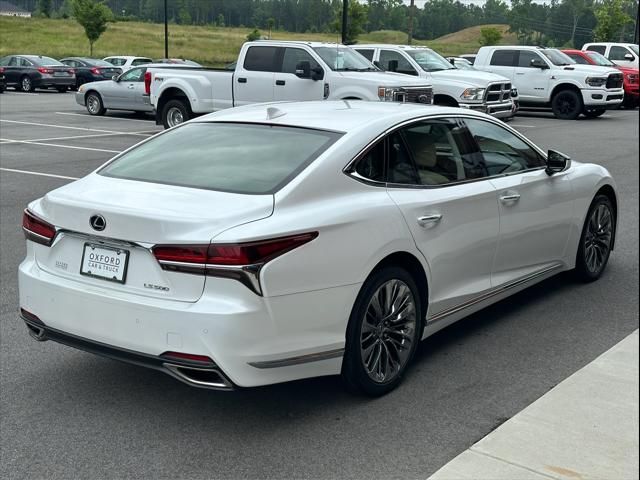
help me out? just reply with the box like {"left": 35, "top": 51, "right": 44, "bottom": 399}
{"left": 341, "top": 0, "right": 348, "bottom": 44}
{"left": 164, "top": 0, "right": 169, "bottom": 59}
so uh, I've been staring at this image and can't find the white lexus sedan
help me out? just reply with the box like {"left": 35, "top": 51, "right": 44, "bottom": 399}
{"left": 19, "top": 101, "right": 617, "bottom": 396}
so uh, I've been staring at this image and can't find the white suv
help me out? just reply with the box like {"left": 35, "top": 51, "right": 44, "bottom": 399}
{"left": 474, "top": 46, "right": 624, "bottom": 119}
{"left": 583, "top": 43, "right": 639, "bottom": 69}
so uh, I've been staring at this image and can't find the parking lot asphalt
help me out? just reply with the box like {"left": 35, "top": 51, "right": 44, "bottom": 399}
{"left": 1, "top": 91, "right": 638, "bottom": 479}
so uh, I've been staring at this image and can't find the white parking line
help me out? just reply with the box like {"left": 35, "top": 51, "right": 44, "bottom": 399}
{"left": 1, "top": 138, "right": 120, "bottom": 153}
{"left": 0, "top": 91, "right": 40, "bottom": 96}
{"left": 0, "top": 119, "right": 127, "bottom": 134}
{"left": 0, "top": 167, "right": 79, "bottom": 180}
{"left": 56, "top": 112, "right": 158, "bottom": 124}
{"left": 12, "top": 131, "right": 156, "bottom": 142}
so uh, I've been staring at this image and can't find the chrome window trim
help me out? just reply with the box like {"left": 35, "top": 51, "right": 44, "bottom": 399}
{"left": 344, "top": 113, "right": 549, "bottom": 189}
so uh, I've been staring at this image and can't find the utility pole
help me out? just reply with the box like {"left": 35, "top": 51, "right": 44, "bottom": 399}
{"left": 408, "top": 0, "right": 415, "bottom": 45}
{"left": 635, "top": 4, "right": 639, "bottom": 44}
{"left": 164, "top": 0, "right": 169, "bottom": 58}
{"left": 341, "top": 0, "right": 348, "bottom": 44}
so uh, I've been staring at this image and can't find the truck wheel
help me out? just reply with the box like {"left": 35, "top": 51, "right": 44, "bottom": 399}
{"left": 551, "top": 89, "right": 582, "bottom": 120}
{"left": 162, "top": 99, "right": 190, "bottom": 129}
{"left": 583, "top": 108, "right": 606, "bottom": 118}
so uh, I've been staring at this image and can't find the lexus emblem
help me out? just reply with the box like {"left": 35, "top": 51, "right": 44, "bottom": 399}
{"left": 90, "top": 215, "right": 106, "bottom": 232}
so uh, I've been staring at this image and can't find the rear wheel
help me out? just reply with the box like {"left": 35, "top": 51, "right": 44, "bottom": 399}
{"left": 583, "top": 108, "right": 606, "bottom": 118}
{"left": 342, "top": 266, "right": 423, "bottom": 396}
{"left": 20, "top": 75, "right": 34, "bottom": 93}
{"left": 551, "top": 89, "right": 582, "bottom": 120}
{"left": 575, "top": 195, "right": 615, "bottom": 282}
{"left": 86, "top": 92, "right": 106, "bottom": 116}
{"left": 162, "top": 99, "right": 190, "bottom": 129}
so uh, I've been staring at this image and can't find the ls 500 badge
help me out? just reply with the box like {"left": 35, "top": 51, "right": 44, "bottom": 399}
{"left": 144, "top": 283, "right": 170, "bottom": 292}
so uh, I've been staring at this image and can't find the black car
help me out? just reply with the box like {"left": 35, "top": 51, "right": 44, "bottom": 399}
{"left": 0, "top": 66, "right": 5, "bottom": 93}
{"left": 60, "top": 57, "right": 122, "bottom": 89}
{"left": 0, "top": 55, "right": 76, "bottom": 92}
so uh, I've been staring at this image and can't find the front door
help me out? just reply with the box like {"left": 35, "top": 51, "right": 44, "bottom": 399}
{"left": 513, "top": 50, "right": 551, "bottom": 102}
{"left": 463, "top": 117, "right": 574, "bottom": 286}
{"left": 107, "top": 67, "right": 144, "bottom": 109}
{"left": 274, "top": 47, "right": 325, "bottom": 101}
{"left": 384, "top": 118, "right": 499, "bottom": 318}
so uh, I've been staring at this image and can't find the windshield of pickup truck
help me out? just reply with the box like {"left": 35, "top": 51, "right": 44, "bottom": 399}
{"left": 540, "top": 49, "right": 575, "bottom": 66}
{"left": 100, "top": 123, "right": 342, "bottom": 194}
{"left": 313, "top": 47, "right": 377, "bottom": 71}
{"left": 407, "top": 49, "right": 455, "bottom": 72}
{"left": 585, "top": 51, "right": 615, "bottom": 66}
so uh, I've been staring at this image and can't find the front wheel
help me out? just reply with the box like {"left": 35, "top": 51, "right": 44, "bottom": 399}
{"left": 86, "top": 92, "right": 106, "bottom": 116}
{"left": 583, "top": 108, "right": 606, "bottom": 118}
{"left": 162, "top": 99, "right": 190, "bottom": 129}
{"left": 342, "top": 266, "right": 423, "bottom": 396}
{"left": 551, "top": 89, "right": 583, "bottom": 120}
{"left": 575, "top": 195, "right": 615, "bottom": 282}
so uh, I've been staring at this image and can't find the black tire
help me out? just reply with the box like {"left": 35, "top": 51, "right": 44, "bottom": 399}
{"left": 85, "top": 92, "right": 106, "bottom": 116}
{"left": 342, "top": 266, "right": 424, "bottom": 396}
{"left": 551, "top": 89, "right": 583, "bottom": 120}
{"left": 162, "top": 99, "right": 190, "bottom": 129}
{"left": 575, "top": 195, "right": 615, "bottom": 282}
{"left": 583, "top": 108, "right": 606, "bottom": 118}
{"left": 20, "top": 75, "right": 34, "bottom": 93}
{"left": 56, "top": 86, "right": 68, "bottom": 93}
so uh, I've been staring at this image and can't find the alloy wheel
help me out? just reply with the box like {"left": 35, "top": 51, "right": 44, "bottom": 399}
{"left": 360, "top": 279, "right": 417, "bottom": 383}
{"left": 21, "top": 77, "right": 31, "bottom": 92}
{"left": 87, "top": 95, "right": 100, "bottom": 114}
{"left": 584, "top": 204, "right": 613, "bottom": 274}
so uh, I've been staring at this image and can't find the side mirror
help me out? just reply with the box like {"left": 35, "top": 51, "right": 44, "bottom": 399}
{"left": 546, "top": 149, "right": 571, "bottom": 176}
{"left": 530, "top": 58, "right": 548, "bottom": 69}
{"left": 624, "top": 53, "right": 634, "bottom": 61}
{"left": 388, "top": 59, "right": 398, "bottom": 73}
{"left": 295, "top": 61, "right": 311, "bottom": 79}
{"left": 449, "top": 58, "right": 456, "bottom": 65}
{"left": 311, "top": 66, "right": 324, "bottom": 81}
{"left": 112, "top": 74, "right": 119, "bottom": 81}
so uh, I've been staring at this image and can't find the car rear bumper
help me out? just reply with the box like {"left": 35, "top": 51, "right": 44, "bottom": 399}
{"left": 35, "top": 76, "right": 76, "bottom": 88}
{"left": 18, "top": 255, "right": 355, "bottom": 389}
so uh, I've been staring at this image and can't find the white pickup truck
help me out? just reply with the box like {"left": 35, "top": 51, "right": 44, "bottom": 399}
{"left": 147, "top": 40, "right": 434, "bottom": 128}
{"left": 353, "top": 44, "right": 518, "bottom": 119}
{"left": 474, "top": 46, "right": 624, "bottom": 119}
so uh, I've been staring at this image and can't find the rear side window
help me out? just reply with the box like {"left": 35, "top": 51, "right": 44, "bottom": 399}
{"left": 354, "top": 141, "right": 385, "bottom": 182}
{"left": 586, "top": 45, "right": 606, "bottom": 55}
{"left": 490, "top": 50, "right": 517, "bottom": 66}
{"left": 100, "top": 123, "right": 342, "bottom": 194}
{"left": 243, "top": 46, "right": 279, "bottom": 72}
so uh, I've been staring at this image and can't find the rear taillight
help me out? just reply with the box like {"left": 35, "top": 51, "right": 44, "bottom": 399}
{"left": 144, "top": 71, "right": 151, "bottom": 95}
{"left": 152, "top": 232, "right": 318, "bottom": 294}
{"left": 68, "top": 68, "right": 76, "bottom": 75}
{"left": 22, "top": 209, "right": 56, "bottom": 246}
{"left": 0, "top": 67, "right": 5, "bottom": 73}
{"left": 37, "top": 67, "right": 54, "bottom": 74}
{"left": 90, "top": 67, "right": 101, "bottom": 75}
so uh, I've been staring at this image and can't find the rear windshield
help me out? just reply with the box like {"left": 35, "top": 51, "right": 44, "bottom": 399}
{"left": 99, "top": 123, "right": 341, "bottom": 194}
{"left": 29, "top": 56, "right": 63, "bottom": 66}
{"left": 87, "top": 59, "right": 116, "bottom": 67}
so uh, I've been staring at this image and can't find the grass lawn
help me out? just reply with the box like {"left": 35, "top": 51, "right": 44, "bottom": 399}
{"left": 0, "top": 17, "right": 512, "bottom": 65}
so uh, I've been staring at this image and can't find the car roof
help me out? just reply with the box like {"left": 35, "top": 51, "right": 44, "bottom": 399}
{"left": 196, "top": 100, "right": 489, "bottom": 134}
{"left": 356, "top": 44, "right": 434, "bottom": 50}
{"left": 103, "top": 55, "right": 152, "bottom": 60}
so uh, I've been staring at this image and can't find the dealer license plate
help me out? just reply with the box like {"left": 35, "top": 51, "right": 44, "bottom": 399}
{"left": 80, "top": 243, "right": 129, "bottom": 283}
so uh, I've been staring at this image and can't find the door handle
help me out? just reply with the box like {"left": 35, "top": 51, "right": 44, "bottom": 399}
{"left": 275, "top": 80, "right": 285, "bottom": 86}
{"left": 499, "top": 193, "right": 521, "bottom": 203}
{"left": 127, "top": 85, "right": 135, "bottom": 89}
{"left": 417, "top": 214, "right": 442, "bottom": 227}
{"left": 237, "top": 77, "right": 247, "bottom": 83}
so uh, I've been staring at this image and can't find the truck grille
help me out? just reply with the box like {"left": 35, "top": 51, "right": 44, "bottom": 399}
{"left": 606, "top": 73, "right": 623, "bottom": 89}
{"left": 485, "top": 82, "right": 512, "bottom": 103}
{"left": 392, "top": 86, "right": 433, "bottom": 105}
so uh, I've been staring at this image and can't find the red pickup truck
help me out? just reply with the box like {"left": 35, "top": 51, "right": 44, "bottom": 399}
{"left": 562, "top": 49, "right": 639, "bottom": 109}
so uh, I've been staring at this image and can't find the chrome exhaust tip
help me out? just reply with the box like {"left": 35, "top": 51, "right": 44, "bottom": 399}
{"left": 25, "top": 322, "right": 47, "bottom": 341}
{"left": 163, "top": 363, "right": 234, "bottom": 390}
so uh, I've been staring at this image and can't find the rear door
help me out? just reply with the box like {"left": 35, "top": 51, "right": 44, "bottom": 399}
{"left": 513, "top": 50, "right": 551, "bottom": 102}
{"left": 485, "top": 49, "right": 517, "bottom": 82}
{"left": 234, "top": 45, "right": 277, "bottom": 106}
{"left": 273, "top": 47, "right": 324, "bottom": 101}
{"left": 463, "top": 117, "right": 574, "bottom": 286}
{"left": 385, "top": 118, "right": 500, "bottom": 318}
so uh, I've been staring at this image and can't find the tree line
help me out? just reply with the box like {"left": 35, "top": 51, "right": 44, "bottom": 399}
{"left": 19, "top": 0, "right": 640, "bottom": 46}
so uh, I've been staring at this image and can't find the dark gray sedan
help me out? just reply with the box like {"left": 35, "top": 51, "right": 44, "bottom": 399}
{"left": 0, "top": 55, "right": 76, "bottom": 92}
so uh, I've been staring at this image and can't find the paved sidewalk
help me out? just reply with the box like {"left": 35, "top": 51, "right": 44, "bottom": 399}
{"left": 429, "top": 330, "right": 639, "bottom": 480}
